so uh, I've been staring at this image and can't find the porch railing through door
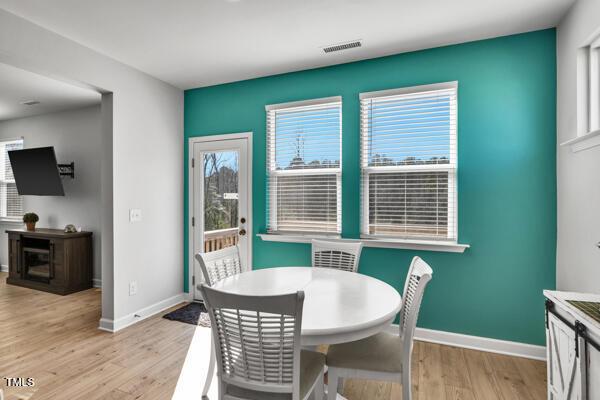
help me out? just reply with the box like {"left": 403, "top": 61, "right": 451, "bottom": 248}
{"left": 204, "top": 227, "right": 239, "bottom": 252}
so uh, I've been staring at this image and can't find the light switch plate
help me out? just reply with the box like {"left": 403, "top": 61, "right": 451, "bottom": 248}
{"left": 129, "top": 208, "right": 142, "bottom": 222}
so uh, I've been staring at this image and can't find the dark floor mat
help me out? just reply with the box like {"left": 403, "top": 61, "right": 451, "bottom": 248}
{"left": 163, "top": 302, "right": 210, "bottom": 326}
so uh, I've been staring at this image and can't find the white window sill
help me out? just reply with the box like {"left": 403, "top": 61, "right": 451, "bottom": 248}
{"left": 257, "top": 233, "right": 469, "bottom": 253}
{"left": 561, "top": 129, "right": 600, "bottom": 153}
{"left": 0, "top": 219, "right": 23, "bottom": 225}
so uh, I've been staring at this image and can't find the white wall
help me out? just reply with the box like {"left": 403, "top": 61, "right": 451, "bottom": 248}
{"left": 0, "top": 9, "right": 184, "bottom": 329}
{"left": 557, "top": 0, "right": 600, "bottom": 294}
{"left": 0, "top": 106, "right": 102, "bottom": 284}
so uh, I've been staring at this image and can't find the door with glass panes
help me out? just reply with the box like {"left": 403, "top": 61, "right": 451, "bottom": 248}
{"left": 191, "top": 136, "right": 250, "bottom": 300}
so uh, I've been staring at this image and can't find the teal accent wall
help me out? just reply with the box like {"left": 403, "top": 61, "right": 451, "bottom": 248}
{"left": 184, "top": 29, "right": 556, "bottom": 345}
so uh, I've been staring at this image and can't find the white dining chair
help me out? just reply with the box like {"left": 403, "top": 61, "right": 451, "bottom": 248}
{"left": 311, "top": 239, "right": 363, "bottom": 273}
{"left": 196, "top": 245, "right": 243, "bottom": 287}
{"left": 195, "top": 245, "right": 244, "bottom": 399}
{"left": 199, "top": 284, "right": 326, "bottom": 400}
{"left": 325, "top": 256, "right": 433, "bottom": 400}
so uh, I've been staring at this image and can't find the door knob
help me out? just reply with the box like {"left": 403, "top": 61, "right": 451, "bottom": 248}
{"left": 239, "top": 228, "right": 247, "bottom": 236}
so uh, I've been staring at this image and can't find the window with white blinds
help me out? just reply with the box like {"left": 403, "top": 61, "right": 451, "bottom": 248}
{"left": 0, "top": 138, "right": 24, "bottom": 220}
{"left": 360, "top": 82, "right": 457, "bottom": 241}
{"left": 266, "top": 97, "right": 342, "bottom": 234}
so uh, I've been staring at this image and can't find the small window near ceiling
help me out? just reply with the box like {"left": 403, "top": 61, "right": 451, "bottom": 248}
{"left": 578, "top": 34, "right": 600, "bottom": 136}
{"left": 266, "top": 97, "right": 342, "bottom": 235}
{"left": 0, "top": 138, "right": 24, "bottom": 220}
{"left": 360, "top": 82, "right": 458, "bottom": 242}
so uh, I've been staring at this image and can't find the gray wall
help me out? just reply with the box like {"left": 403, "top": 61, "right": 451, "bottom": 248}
{"left": 0, "top": 105, "right": 102, "bottom": 284}
{"left": 557, "top": 0, "right": 600, "bottom": 294}
{"left": 0, "top": 9, "right": 183, "bottom": 328}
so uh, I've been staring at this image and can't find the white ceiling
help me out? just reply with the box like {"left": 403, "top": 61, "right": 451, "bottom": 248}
{"left": 0, "top": 0, "right": 574, "bottom": 90}
{"left": 0, "top": 63, "right": 100, "bottom": 121}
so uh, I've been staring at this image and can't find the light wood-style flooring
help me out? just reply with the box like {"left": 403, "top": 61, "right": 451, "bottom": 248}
{"left": 0, "top": 272, "right": 546, "bottom": 399}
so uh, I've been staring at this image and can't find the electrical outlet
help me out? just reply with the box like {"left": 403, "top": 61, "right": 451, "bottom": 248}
{"left": 129, "top": 281, "right": 138, "bottom": 296}
{"left": 129, "top": 209, "right": 142, "bottom": 222}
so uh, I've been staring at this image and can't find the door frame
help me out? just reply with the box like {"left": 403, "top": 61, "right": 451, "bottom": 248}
{"left": 187, "top": 132, "right": 253, "bottom": 298}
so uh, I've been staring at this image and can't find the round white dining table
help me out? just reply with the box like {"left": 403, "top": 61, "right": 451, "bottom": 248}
{"left": 202, "top": 266, "right": 402, "bottom": 400}
{"left": 211, "top": 267, "right": 402, "bottom": 346}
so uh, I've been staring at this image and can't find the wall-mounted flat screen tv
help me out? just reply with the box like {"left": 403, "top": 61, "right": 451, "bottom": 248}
{"left": 8, "top": 147, "right": 65, "bottom": 196}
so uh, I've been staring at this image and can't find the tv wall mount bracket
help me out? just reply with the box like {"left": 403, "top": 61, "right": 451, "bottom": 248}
{"left": 58, "top": 162, "right": 75, "bottom": 179}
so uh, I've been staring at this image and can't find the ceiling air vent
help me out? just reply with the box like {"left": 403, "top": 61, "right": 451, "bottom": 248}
{"left": 20, "top": 100, "right": 40, "bottom": 106}
{"left": 323, "top": 40, "right": 362, "bottom": 54}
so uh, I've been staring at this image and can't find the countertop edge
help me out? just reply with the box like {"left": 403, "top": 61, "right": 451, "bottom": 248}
{"left": 544, "top": 290, "right": 600, "bottom": 337}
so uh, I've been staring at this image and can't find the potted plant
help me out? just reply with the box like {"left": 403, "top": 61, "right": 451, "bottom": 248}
{"left": 23, "top": 212, "right": 39, "bottom": 232}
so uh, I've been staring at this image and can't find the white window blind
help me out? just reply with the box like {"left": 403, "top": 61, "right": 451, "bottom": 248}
{"left": 0, "top": 138, "right": 24, "bottom": 220}
{"left": 360, "top": 82, "right": 457, "bottom": 241}
{"left": 266, "top": 97, "right": 342, "bottom": 234}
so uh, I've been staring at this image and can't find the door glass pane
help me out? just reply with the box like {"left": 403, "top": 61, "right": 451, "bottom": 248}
{"left": 203, "top": 151, "right": 239, "bottom": 253}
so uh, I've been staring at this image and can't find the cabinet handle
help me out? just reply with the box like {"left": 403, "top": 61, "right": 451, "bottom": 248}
{"left": 49, "top": 242, "right": 55, "bottom": 279}
{"left": 16, "top": 239, "right": 21, "bottom": 274}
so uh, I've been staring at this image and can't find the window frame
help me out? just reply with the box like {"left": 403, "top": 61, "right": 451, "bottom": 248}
{"left": 563, "top": 30, "right": 600, "bottom": 152}
{"left": 265, "top": 96, "right": 342, "bottom": 236}
{"left": 590, "top": 36, "right": 600, "bottom": 132}
{"left": 359, "top": 82, "right": 458, "bottom": 243}
{"left": 0, "top": 137, "right": 24, "bottom": 222}
{"left": 577, "top": 34, "right": 600, "bottom": 137}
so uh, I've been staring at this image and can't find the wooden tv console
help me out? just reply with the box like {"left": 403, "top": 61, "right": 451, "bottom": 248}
{"left": 5, "top": 228, "right": 93, "bottom": 295}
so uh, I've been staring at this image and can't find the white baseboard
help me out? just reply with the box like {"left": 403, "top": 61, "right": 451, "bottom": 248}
{"left": 98, "top": 318, "right": 114, "bottom": 332}
{"left": 98, "top": 293, "right": 187, "bottom": 333}
{"left": 0, "top": 264, "right": 7, "bottom": 272}
{"left": 94, "top": 299, "right": 546, "bottom": 360}
{"left": 387, "top": 325, "right": 546, "bottom": 361}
